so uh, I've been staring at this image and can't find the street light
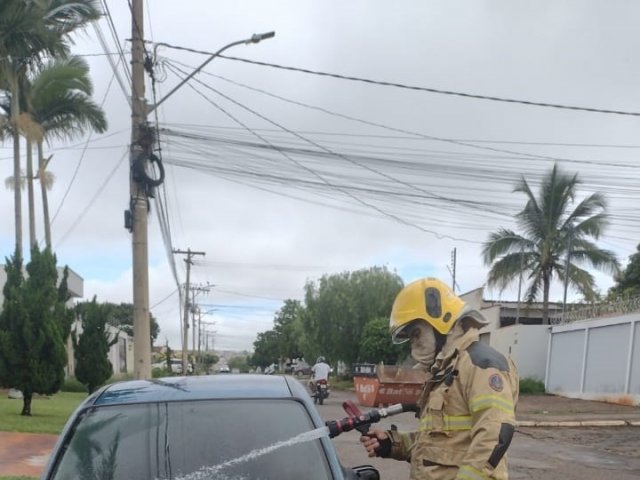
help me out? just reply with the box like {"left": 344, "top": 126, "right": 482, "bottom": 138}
{"left": 149, "top": 31, "right": 275, "bottom": 113}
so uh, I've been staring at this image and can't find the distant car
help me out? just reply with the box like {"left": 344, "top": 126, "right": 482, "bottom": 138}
{"left": 264, "top": 363, "right": 277, "bottom": 375}
{"left": 41, "top": 375, "right": 380, "bottom": 479}
{"left": 218, "top": 364, "right": 231, "bottom": 373}
{"left": 169, "top": 359, "right": 193, "bottom": 374}
{"left": 294, "top": 361, "right": 312, "bottom": 377}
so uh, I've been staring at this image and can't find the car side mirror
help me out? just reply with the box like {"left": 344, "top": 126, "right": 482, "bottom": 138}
{"left": 351, "top": 464, "right": 380, "bottom": 480}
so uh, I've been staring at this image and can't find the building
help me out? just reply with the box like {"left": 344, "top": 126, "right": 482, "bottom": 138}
{"left": 461, "top": 287, "right": 553, "bottom": 380}
{"left": 0, "top": 264, "right": 134, "bottom": 379}
{"left": 461, "top": 287, "right": 640, "bottom": 405}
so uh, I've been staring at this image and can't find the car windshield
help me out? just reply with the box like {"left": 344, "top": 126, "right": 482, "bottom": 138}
{"left": 50, "top": 399, "right": 332, "bottom": 480}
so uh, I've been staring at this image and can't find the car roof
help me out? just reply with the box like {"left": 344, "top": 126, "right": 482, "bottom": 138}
{"left": 92, "top": 374, "right": 299, "bottom": 406}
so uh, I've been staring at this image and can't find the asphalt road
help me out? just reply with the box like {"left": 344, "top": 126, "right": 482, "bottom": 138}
{"left": 315, "top": 388, "right": 640, "bottom": 480}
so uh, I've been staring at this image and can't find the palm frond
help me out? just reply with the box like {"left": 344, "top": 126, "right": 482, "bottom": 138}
{"left": 572, "top": 212, "right": 609, "bottom": 239}
{"left": 570, "top": 241, "right": 620, "bottom": 275}
{"left": 524, "top": 268, "right": 543, "bottom": 303}
{"left": 565, "top": 264, "right": 597, "bottom": 301}
{"left": 482, "top": 228, "right": 531, "bottom": 264}
{"left": 486, "top": 251, "right": 533, "bottom": 291}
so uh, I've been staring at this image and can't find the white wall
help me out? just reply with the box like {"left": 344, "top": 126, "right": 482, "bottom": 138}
{"left": 546, "top": 313, "right": 640, "bottom": 405}
{"left": 490, "top": 325, "right": 548, "bottom": 380}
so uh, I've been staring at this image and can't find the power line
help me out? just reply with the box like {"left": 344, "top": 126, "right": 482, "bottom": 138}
{"left": 163, "top": 62, "right": 486, "bottom": 244}
{"left": 153, "top": 42, "right": 640, "bottom": 116}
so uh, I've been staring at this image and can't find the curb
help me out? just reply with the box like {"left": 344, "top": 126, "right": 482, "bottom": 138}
{"left": 517, "top": 420, "right": 640, "bottom": 427}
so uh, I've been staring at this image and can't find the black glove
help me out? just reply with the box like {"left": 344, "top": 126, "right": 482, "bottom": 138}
{"left": 374, "top": 435, "right": 392, "bottom": 458}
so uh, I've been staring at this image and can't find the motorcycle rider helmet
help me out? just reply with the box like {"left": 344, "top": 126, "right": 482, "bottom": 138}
{"left": 389, "top": 277, "right": 488, "bottom": 343}
{"left": 316, "top": 356, "right": 326, "bottom": 364}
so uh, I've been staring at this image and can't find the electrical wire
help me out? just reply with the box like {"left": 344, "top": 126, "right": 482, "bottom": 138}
{"left": 163, "top": 61, "right": 486, "bottom": 244}
{"left": 152, "top": 42, "right": 640, "bottom": 116}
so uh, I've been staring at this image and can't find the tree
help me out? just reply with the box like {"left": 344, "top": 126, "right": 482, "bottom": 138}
{"left": 105, "top": 302, "right": 160, "bottom": 346}
{"left": 201, "top": 352, "right": 219, "bottom": 371}
{"left": 483, "top": 163, "right": 620, "bottom": 323}
{"left": 251, "top": 330, "right": 280, "bottom": 369}
{"left": 301, "top": 266, "right": 403, "bottom": 368}
{"left": 29, "top": 56, "right": 107, "bottom": 248}
{"left": 0, "top": 0, "right": 101, "bottom": 255}
{"left": 0, "top": 247, "right": 68, "bottom": 415}
{"left": 608, "top": 243, "right": 640, "bottom": 299}
{"left": 272, "top": 299, "right": 303, "bottom": 366}
{"left": 358, "top": 317, "right": 410, "bottom": 365}
{"left": 73, "top": 299, "right": 118, "bottom": 393}
{"left": 165, "top": 341, "right": 173, "bottom": 373}
{"left": 228, "top": 355, "right": 250, "bottom": 373}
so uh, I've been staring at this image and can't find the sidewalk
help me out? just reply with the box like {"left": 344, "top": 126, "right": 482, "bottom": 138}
{"left": 516, "top": 394, "right": 640, "bottom": 427}
{"left": 0, "top": 431, "right": 58, "bottom": 477}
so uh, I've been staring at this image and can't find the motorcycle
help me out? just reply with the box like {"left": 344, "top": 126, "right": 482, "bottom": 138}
{"left": 313, "top": 379, "right": 330, "bottom": 405}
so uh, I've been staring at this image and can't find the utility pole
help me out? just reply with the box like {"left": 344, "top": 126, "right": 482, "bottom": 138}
{"left": 172, "top": 249, "right": 205, "bottom": 373}
{"left": 190, "top": 284, "right": 212, "bottom": 356}
{"left": 127, "top": 29, "right": 273, "bottom": 380}
{"left": 130, "top": 0, "right": 151, "bottom": 380}
{"left": 451, "top": 248, "right": 457, "bottom": 292}
{"left": 515, "top": 248, "right": 524, "bottom": 325}
{"left": 561, "top": 228, "right": 574, "bottom": 323}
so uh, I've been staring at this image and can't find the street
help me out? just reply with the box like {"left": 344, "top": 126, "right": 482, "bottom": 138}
{"left": 316, "top": 389, "right": 640, "bottom": 480}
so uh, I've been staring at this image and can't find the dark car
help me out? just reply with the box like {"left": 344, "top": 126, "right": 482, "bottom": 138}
{"left": 41, "top": 375, "right": 379, "bottom": 480}
{"left": 294, "top": 361, "right": 313, "bottom": 377}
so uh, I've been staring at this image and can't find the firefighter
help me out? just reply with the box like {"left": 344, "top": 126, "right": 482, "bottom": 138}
{"left": 360, "top": 278, "right": 519, "bottom": 480}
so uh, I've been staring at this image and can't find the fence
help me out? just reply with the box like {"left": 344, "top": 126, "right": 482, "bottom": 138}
{"left": 549, "top": 295, "right": 640, "bottom": 325}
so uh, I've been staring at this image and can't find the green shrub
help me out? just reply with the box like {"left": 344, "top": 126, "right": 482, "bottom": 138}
{"left": 152, "top": 367, "right": 169, "bottom": 378}
{"left": 60, "top": 377, "right": 87, "bottom": 393}
{"left": 519, "top": 377, "right": 545, "bottom": 394}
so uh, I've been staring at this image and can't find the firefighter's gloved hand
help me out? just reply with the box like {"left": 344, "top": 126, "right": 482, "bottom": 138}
{"left": 360, "top": 429, "right": 391, "bottom": 458}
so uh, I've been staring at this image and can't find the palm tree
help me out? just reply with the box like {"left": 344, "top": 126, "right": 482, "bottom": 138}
{"left": 482, "top": 163, "right": 620, "bottom": 323}
{"left": 29, "top": 56, "right": 107, "bottom": 248}
{"left": 0, "top": 0, "right": 101, "bottom": 255}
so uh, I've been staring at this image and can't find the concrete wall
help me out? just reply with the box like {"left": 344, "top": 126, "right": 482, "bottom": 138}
{"left": 546, "top": 313, "right": 640, "bottom": 405}
{"left": 490, "top": 325, "right": 548, "bottom": 380}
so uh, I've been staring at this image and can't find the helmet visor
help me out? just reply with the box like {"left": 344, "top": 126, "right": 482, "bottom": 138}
{"left": 391, "top": 319, "right": 421, "bottom": 344}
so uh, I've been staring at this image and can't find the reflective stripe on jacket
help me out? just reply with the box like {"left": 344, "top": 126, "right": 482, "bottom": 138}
{"left": 387, "top": 327, "right": 519, "bottom": 480}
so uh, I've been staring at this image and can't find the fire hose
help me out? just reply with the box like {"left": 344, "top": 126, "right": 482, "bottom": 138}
{"left": 325, "top": 400, "right": 418, "bottom": 438}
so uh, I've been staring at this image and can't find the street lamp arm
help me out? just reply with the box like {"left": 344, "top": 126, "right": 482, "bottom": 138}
{"left": 149, "top": 31, "right": 275, "bottom": 114}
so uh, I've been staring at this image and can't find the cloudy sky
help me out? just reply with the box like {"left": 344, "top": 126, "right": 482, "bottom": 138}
{"left": 1, "top": 1, "right": 639, "bottom": 351}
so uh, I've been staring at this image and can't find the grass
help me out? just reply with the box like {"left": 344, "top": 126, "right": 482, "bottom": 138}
{"left": 0, "top": 390, "right": 87, "bottom": 434}
{"left": 519, "top": 377, "right": 546, "bottom": 394}
{"left": 330, "top": 377, "right": 355, "bottom": 391}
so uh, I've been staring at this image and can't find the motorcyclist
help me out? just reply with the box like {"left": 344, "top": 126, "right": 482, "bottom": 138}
{"left": 360, "top": 277, "right": 519, "bottom": 480}
{"left": 309, "top": 356, "right": 331, "bottom": 393}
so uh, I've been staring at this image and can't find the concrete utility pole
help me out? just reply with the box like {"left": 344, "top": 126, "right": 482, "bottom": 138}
{"left": 515, "top": 247, "right": 525, "bottom": 325}
{"left": 130, "top": 0, "right": 151, "bottom": 380}
{"left": 128, "top": 27, "right": 273, "bottom": 380}
{"left": 451, "top": 248, "right": 457, "bottom": 293}
{"left": 173, "top": 249, "right": 205, "bottom": 373}
{"left": 561, "top": 227, "right": 574, "bottom": 323}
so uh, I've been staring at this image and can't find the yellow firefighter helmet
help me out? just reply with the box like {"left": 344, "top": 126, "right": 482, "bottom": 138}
{"left": 390, "top": 277, "right": 487, "bottom": 343}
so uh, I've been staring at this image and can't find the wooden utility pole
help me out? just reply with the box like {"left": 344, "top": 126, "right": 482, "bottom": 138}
{"left": 130, "top": 0, "right": 151, "bottom": 380}
{"left": 173, "top": 249, "right": 205, "bottom": 373}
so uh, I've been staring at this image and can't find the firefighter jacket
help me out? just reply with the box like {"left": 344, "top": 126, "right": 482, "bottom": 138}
{"left": 386, "top": 327, "right": 519, "bottom": 480}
